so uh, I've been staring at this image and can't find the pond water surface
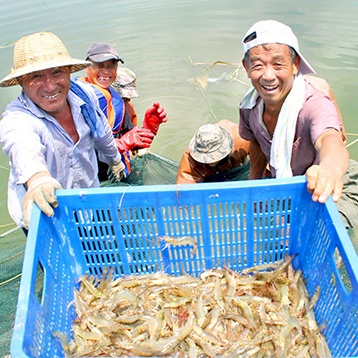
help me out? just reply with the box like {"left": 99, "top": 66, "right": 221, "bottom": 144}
{"left": 0, "top": 0, "right": 357, "bottom": 232}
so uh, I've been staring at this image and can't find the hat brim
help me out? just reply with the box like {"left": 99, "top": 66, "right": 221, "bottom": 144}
{"left": 112, "top": 84, "right": 139, "bottom": 99}
{"left": 296, "top": 51, "right": 316, "bottom": 75}
{"left": 87, "top": 54, "right": 124, "bottom": 64}
{"left": 119, "top": 88, "right": 139, "bottom": 99}
{"left": 0, "top": 59, "right": 91, "bottom": 87}
{"left": 189, "top": 125, "right": 233, "bottom": 164}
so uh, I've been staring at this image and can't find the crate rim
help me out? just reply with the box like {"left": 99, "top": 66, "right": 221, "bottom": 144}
{"left": 56, "top": 175, "right": 309, "bottom": 196}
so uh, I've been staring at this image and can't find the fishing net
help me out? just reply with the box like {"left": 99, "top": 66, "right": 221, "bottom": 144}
{"left": 0, "top": 227, "right": 26, "bottom": 358}
{"left": 100, "top": 151, "right": 251, "bottom": 187}
{"left": 101, "top": 152, "right": 180, "bottom": 187}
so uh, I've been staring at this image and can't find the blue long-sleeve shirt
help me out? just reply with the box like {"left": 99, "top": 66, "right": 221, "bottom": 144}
{"left": 0, "top": 81, "right": 121, "bottom": 227}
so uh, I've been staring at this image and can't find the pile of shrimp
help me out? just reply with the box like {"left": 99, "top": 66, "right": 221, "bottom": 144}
{"left": 57, "top": 255, "right": 331, "bottom": 357}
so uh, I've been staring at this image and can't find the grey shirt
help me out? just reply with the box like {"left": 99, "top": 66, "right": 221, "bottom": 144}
{"left": 239, "top": 80, "right": 343, "bottom": 177}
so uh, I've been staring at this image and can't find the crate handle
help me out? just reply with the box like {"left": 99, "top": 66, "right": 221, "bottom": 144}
{"left": 333, "top": 247, "right": 353, "bottom": 294}
{"left": 34, "top": 261, "right": 46, "bottom": 305}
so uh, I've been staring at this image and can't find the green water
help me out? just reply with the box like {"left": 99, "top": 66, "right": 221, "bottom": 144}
{"left": 0, "top": 0, "right": 357, "bottom": 233}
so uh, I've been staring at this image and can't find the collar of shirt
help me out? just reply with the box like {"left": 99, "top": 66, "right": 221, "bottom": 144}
{"left": 18, "top": 90, "right": 86, "bottom": 127}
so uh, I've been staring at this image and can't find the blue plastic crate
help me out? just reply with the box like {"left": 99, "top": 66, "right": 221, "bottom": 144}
{"left": 11, "top": 176, "right": 358, "bottom": 357}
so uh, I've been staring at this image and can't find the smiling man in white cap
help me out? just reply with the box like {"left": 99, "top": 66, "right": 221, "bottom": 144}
{"left": 0, "top": 32, "right": 126, "bottom": 232}
{"left": 239, "top": 20, "right": 351, "bottom": 207}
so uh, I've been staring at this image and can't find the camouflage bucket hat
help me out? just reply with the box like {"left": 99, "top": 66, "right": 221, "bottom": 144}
{"left": 189, "top": 124, "right": 233, "bottom": 164}
{"left": 112, "top": 67, "right": 139, "bottom": 99}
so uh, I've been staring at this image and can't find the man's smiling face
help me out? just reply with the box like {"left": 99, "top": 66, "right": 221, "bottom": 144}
{"left": 243, "top": 43, "right": 300, "bottom": 110}
{"left": 86, "top": 59, "right": 118, "bottom": 89}
{"left": 19, "top": 66, "right": 71, "bottom": 116}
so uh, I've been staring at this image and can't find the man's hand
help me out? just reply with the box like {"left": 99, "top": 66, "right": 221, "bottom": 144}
{"left": 23, "top": 173, "right": 62, "bottom": 229}
{"left": 306, "top": 130, "right": 349, "bottom": 203}
{"left": 306, "top": 165, "right": 344, "bottom": 203}
{"left": 142, "top": 102, "right": 168, "bottom": 135}
{"left": 108, "top": 161, "right": 126, "bottom": 182}
{"left": 115, "top": 127, "right": 154, "bottom": 152}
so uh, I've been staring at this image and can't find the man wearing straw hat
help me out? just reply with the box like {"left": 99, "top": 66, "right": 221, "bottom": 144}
{"left": 0, "top": 32, "right": 126, "bottom": 232}
{"left": 239, "top": 19, "right": 358, "bottom": 228}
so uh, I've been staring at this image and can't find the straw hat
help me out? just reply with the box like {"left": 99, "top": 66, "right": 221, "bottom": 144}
{"left": 0, "top": 32, "right": 91, "bottom": 87}
{"left": 189, "top": 124, "right": 233, "bottom": 164}
{"left": 112, "top": 67, "right": 139, "bottom": 99}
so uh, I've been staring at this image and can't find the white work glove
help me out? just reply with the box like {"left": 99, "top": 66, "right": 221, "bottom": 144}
{"left": 23, "top": 176, "right": 62, "bottom": 229}
{"left": 107, "top": 161, "right": 126, "bottom": 182}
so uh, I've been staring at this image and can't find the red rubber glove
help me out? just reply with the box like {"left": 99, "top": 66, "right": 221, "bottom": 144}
{"left": 115, "top": 127, "right": 154, "bottom": 152}
{"left": 142, "top": 102, "right": 168, "bottom": 135}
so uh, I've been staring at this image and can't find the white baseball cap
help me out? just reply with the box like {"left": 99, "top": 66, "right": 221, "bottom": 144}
{"left": 242, "top": 20, "right": 316, "bottom": 75}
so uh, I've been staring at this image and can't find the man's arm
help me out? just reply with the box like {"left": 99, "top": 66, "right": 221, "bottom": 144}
{"left": 248, "top": 139, "right": 268, "bottom": 180}
{"left": 304, "top": 75, "right": 347, "bottom": 143}
{"left": 306, "top": 129, "right": 349, "bottom": 203}
{"left": 176, "top": 149, "right": 204, "bottom": 184}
